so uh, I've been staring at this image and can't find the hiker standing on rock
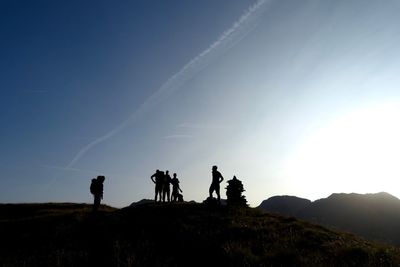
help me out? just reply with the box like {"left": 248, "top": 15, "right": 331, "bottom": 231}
{"left": 90, "top": 175, "right": 105, "bottom": 212}
{"left": 209, "top": 165, "right": 224, "bottom": 203}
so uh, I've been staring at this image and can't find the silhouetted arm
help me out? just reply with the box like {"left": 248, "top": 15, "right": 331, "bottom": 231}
{"left": 150, "top": 174, "right": 156, "bottom": 184}
{"left": 219, "top": 173, "right": 224, "bottom": 183}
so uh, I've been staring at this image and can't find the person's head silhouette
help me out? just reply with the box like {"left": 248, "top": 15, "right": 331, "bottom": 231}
{"left": 212, "top": 165, "right": 218, "bottom": 171}
{"left": 173, "top": 173, "right": 177, "bottom": 178}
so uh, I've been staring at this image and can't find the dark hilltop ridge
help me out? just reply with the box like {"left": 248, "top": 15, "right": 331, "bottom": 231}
{"left": 1, "top": 202, "right": 400, "bottom": 266}
{"left": 258, "top": 195, "right": 312, "bottom": 217}
{"left": 258, "top": 192, "right": 400, "bottom": 246}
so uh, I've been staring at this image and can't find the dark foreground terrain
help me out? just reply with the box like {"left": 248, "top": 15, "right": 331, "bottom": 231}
{"left": 0, "top": 203, "right": 400, "bottom": 267}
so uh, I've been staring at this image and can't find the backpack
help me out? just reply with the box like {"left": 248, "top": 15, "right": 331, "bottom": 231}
{"left": 90, "top": 179, "right": 97, "bottom": 195}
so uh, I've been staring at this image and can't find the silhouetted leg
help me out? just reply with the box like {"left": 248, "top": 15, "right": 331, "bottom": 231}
{"left": 209, "top": 185, "right": 214, "bottom": 198}
{"left": 216, "top": 185, "right": 221, "bottom": 203}
{"left": 167, "top": 188, "right": 170, "bottom": 202}
{"left": 158, "top": 189, "right": 162, "bottom": 202}
{"left": 156, "top": 185, "right": 162, "bottom": 202}
{"left": 93, "top": 195, "right": 101, "bottom": 212}
{"left": 162, "top": 188, "right": 165, "bottom": 202}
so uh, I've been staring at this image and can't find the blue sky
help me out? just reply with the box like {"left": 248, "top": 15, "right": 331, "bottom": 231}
{"left": 2, "top": 0, "right": 400, "bottom": 207}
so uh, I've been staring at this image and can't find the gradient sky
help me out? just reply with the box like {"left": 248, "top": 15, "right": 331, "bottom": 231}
{"left": 2, "top": 0, "right": 400, "bottom": 207}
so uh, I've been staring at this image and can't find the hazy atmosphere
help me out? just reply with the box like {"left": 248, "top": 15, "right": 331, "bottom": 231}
{"left": 2, "top": 0, "right": 400, "bottom": 207}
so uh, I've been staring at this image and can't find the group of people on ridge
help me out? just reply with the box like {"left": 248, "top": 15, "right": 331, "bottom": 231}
{"left": 149, "top": 165, "right": 225, "bottom": 204}
{"left": 151, "top": 170, "right": 183, "bottom": 203}
{"left": 89, "top": 165, "right": 233, "bottom": 211}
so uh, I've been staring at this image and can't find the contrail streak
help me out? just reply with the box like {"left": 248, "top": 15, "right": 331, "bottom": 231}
{"left": 66, "top": 0, "right": 271, "bottom": 169}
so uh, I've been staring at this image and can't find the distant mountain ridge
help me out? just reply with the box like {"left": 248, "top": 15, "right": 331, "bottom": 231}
{"left": 258, "top": 192, "right": 400, "bottom": 245}
{"left": 129, "top": 199, "right": 154, "bottom": 206}
{"left": 258, "top": 195, "right": 311, "bottom": 217}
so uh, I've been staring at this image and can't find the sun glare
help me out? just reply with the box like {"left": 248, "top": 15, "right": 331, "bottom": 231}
{"left": 286, "top": 102, "right": 400, "bottom": 199}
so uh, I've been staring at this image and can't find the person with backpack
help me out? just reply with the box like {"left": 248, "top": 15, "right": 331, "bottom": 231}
{"left": 90, "top": 175, "right": 105, "bottom": 212}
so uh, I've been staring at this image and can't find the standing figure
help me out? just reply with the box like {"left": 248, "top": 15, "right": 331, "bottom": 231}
{"left": 151, "top": 170, "right": 164, "bottom": 202}
{"left": 209, "top": 165, "right": 224, "bottom": 202}
{"left": 163, "top": 170, "right": 172, "bottom": 202}
{"left": 171, "top": 173, "right": 183, "bottom": 202}
{"left": 90, "top": 175, "right": 105, "bottom": 212}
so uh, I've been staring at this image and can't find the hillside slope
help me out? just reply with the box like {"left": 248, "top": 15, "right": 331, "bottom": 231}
{"left": 258, "top": 192, "right": 400, "bottom": 245}
{"left": 0, "top": 203, "right": 400, "bottom": 266}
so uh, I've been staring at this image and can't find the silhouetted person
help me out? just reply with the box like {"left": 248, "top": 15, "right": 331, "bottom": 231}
{"left": 163, "top": 170, "right": 172, "bottom": 202}
{"left": 90, "top": 175, "right": 105, "bottom": 212}
{"left": 226, "top": 175, "right": 247, "bottom": 206}
{"left": 151, "top": 170, "right": 164, "bottom": 202}
{"left": 209, "top": 165, "right": 224, "bottom": 203}
{"left": 171, "top": 173, "right": 183, "bottom": 202}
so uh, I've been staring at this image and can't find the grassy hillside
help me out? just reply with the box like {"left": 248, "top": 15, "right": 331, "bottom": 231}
{"left": 0, "top": 203, "right": 400, "bottom": 267}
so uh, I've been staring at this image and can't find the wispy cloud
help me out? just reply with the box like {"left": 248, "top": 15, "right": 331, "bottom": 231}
{"left": 163, "top": 134, "right": 194, "bottom": 140}
{"left": 65, "top": 0, "right": 271, "bottom": 169}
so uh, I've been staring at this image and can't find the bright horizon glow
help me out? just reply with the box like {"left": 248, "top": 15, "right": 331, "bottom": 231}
{"left": 286, "top": 102, "right": 400, "bottom": 200}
